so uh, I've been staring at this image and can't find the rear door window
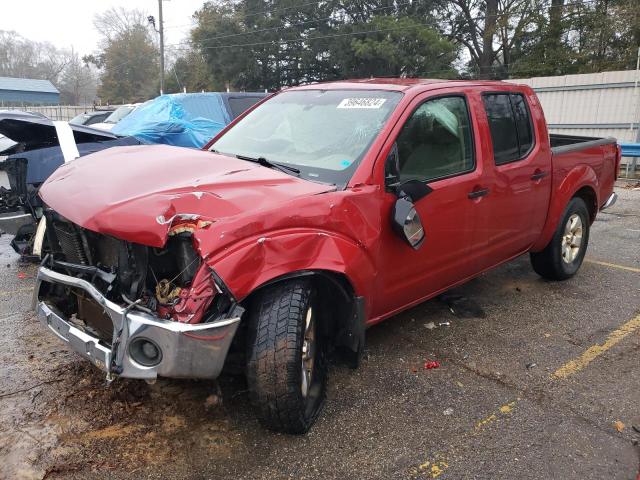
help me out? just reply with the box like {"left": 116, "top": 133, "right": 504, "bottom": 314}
{"left": 482, "top": 93, "right": 534, "bottom": 165}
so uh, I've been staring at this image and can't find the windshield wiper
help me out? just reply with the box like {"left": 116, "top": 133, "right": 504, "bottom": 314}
{"left": 235, "top": 154, "right": 300, "bottom": 176}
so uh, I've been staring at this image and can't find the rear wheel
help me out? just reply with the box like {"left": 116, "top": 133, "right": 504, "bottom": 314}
{"left": 246, "top": 280, "right": 326, "bottom": 434}
{"left": 530, "top": 197, "right": 590, "bottom": 280}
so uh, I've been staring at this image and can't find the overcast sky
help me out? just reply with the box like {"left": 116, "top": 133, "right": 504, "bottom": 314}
{"left": 1, "top": 0, "right": 207, "bottom": 56}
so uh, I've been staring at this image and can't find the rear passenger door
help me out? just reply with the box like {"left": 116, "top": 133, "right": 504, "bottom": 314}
{"left": 475, "top": 91, "right": 552, "bottom": 268}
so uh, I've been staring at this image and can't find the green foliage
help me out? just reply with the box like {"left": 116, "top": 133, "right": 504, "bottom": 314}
{"left": 96, "top": 26, "right": 159, "bottom": 103}
{"left": 93, "top": 0, "right": 640, "bottom": 97}
{"left": 347, "top": 16, "right": 458, "bottom": 78}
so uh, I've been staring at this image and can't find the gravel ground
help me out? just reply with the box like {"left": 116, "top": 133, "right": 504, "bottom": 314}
{"left": 0, "top": 185, "right": 638, "bottom": 480}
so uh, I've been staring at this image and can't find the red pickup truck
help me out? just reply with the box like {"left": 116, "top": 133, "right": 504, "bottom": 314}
{"left": 34, "top": 79, "right": 619, "bottom": 434}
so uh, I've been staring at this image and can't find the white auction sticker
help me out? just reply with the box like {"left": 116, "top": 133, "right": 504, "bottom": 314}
{"left": 337, "top": 98, "right": 386, "bottom": 109}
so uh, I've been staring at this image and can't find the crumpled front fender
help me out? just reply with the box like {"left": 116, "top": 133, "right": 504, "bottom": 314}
{"left": 206, "top": 228, "right": 376, "bottom": 306}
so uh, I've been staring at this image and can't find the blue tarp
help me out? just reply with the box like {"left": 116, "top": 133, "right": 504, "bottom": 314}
{"left": 112, "top": 93, "right": 232, "bottom": 148}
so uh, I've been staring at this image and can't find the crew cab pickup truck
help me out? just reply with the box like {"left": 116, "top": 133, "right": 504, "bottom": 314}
{"left": 33, "top": 79, "right": 620, "bottom": 434}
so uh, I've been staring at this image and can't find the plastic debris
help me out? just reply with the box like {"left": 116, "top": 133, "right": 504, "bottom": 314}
{"left": 424, "top": 322, "right": 436, "bottom": 330}
{"left": 614, "top": 420, "right": 625, "bottom": 432}
{"left": 443, "top": 407, "right": 454, "bottom": 416}
{"left": 424, "top": 361, "right": 441, "bottom": 370}
{"left": 17, "top": 272, "right": 28, "bottom": 279}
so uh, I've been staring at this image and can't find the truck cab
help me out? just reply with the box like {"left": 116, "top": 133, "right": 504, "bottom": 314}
{"left": 34, "top": 79, "right": 619, "bottom": 434}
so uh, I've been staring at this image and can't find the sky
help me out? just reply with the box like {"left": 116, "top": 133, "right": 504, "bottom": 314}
{"left": 0, "top": 0, "right": 207, "bottom": 56}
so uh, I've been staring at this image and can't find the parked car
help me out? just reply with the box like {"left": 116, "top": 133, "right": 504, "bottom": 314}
{"left": 69, "top": 110, "right": 115, "bottom": 127}
{"left": 33, "top": 79, "right": 619, "bottom": 434}
{"left": 111, "top": 92, "right": 267, "bottom": 148}
{"left": 90, "top": 103, "right": 141, "bottom": 131}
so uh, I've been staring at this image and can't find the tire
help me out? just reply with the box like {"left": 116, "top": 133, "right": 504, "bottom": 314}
{"left": 246, "top": 279, "right": 326, "bottom": 434}
{"left": 530, "top": 197, "right": 590, "bottom": 280}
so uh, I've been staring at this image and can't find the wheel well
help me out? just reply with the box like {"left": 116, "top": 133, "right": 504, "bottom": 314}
{"left": 573, "top": 186, "right": 597, "bottom": 223}
{"left": 240, "top": 270, "right": 360, "bottom": 352}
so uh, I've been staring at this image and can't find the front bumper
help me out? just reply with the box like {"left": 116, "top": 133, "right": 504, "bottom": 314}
{"left": 34, "top": 266, "right": 242, "bottom": 380}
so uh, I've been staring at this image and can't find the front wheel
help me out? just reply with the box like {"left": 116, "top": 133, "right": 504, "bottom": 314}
{"left": 530, "top": 197, "right": 590, "bottom": 280}
{"left": 246, "top": 280, "right": 326, "bottom": 434}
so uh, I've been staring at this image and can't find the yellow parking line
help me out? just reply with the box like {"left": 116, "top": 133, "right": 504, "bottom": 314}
{"left": 410, "top": 311, "right": 640, "bottom": 476}
{"left": 585, "top": 259, "right": 640, "bottom": 273}
{"left": 552, "top": 313, "right": 640, "bottom": 379}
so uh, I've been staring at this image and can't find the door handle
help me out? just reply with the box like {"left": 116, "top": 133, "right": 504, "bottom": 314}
{"left": 531, "top": 170, "right": 548, "bottom": 181}
{"left": 468, "top": 188, "right": 490, "bottom": 199}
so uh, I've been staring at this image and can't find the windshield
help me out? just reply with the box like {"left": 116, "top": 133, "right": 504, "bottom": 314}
{"left": 210, "top": 89, "right": 402, "bottom": 186}
{"left": 104, "top": 105, "right": 135, "bottom": 124}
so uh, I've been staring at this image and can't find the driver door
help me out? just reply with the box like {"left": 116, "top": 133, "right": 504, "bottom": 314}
{"left": 373, "top": 92, "right": 487, "bottom": 319}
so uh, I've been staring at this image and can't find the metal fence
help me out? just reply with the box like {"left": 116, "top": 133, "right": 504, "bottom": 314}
{"left": 0, "top": 105, "right": 114, "bottom": 121}
{"left": 508, "top": 70, "right": 640, "bottom": 179}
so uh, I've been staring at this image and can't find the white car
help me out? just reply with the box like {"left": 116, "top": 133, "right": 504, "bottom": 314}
{"left": 90, "top": 103, "right": 141, "bottom": 131}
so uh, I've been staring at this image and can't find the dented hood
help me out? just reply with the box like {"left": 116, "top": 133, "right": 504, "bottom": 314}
{"left": 39, "top": 144, "right": 335, "bottom": 247}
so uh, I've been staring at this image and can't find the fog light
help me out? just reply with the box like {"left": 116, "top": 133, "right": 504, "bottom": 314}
{"left": 129, "top": 338, "right": 162, "bottom": 367}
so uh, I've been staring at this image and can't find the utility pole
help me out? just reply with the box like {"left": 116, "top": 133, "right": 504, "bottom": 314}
{"left": 158, "top": 0, "right": 165, "bottom": 95}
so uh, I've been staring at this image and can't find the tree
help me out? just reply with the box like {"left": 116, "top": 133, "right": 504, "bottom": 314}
{"left": 341, "top": 16, "right": 458, "bottom": 78}
{"left": 88, "top": 8, "right": 159, "bottom": 103}
{"left": 442, "top": 0, "right": 545, "bottom": 78}
{"left": 58, "top": 49, "right": 97, "bottom": 105}
{"left": 190, "top": 0, "right": 455, "bottom": 90}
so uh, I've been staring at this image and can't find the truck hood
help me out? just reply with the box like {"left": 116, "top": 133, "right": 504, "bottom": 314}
{"left": 39, "top": 144, "right": 335, "bottom": 247}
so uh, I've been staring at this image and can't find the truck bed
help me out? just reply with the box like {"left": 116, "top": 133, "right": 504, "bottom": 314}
{"left": 550, "top": 133, "right": 617, "bottom": 155}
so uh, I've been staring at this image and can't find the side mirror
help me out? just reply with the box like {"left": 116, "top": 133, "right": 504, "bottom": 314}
{"left": 391, "top": 180, "right": 432, "bottom": 250}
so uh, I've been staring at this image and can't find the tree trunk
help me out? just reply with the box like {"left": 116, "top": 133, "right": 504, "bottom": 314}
{"left": 478, "top": 0, "right": 498, "bottom": 79}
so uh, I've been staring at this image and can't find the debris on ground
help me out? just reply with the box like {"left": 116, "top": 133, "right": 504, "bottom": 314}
{"left": 526, "top": 362, "right": 537, "bottom": 369}
{"left": 424, "top": 322, "right": 436, "bottom": 330}
{"left": 632, "top": 425, "right": 640, "bottom": 434}
{"left": 424, "top": 361, "right": 441, "bottom": 370}
{"left": 17, "top": 271, "right": 28, "bottom": 279}
{"left": 622, "top": 181, "right": 640, "bottom": 189}
{"left": 204, "top": 393, "right": 222, "bottom": 409}
{"left": 437, "top": 293, "right": 486, "bottom": 319}
{"left": 443, "top": 407, "right": 454, "bottom": 416}
{"left": 439, "top": 321, "right": 451, "bottom": 327}
{"left": 614, "top": 420, "right": 625, "bottom": 432}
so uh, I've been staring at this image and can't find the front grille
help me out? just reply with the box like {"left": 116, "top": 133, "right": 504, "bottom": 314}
{"left": 52, "top": 221, "right": 89, "bottom": 264}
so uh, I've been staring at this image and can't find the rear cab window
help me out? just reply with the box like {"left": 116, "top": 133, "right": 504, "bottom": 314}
{"left": 482, "top": 93, "right": 534, "bottom": 165}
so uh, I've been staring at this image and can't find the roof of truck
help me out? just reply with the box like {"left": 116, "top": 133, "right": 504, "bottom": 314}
{"left": 289, "top": 78, "right": 519, "bottom": 92}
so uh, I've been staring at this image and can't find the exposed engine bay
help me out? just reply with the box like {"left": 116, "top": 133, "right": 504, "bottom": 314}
{"left": 40, "top": 210, "right": 234, "bottom": 342}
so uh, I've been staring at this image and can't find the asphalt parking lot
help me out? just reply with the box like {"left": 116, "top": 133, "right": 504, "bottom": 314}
{"left": 0, "top": 184, "right": 638, "bottom": 480}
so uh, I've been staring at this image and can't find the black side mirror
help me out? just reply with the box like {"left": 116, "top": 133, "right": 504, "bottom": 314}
{"left": 391, "top": 180, "right": 433, "bottom": 249}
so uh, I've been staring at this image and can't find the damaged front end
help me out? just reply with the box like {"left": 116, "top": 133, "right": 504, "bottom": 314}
{"left": 34, "top": 211, "right": 243, "bottom": 380}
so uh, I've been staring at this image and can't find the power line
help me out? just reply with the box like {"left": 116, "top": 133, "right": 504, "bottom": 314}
{"left": 177, "top": 1, "right": 414, "bottom": 46}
